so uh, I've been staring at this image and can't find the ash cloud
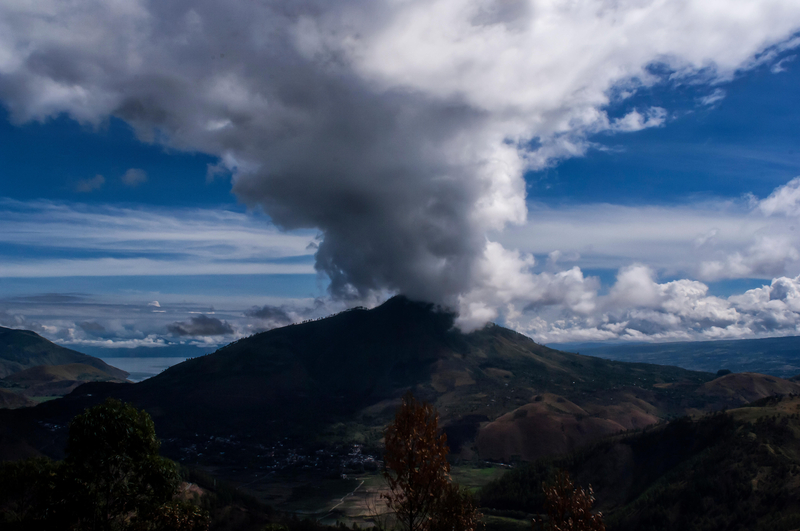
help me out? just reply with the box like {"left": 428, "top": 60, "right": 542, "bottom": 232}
{"left": 167, "top": 315, "right": 234, "bottom": 337}
{"left": 2, "top": 0, "right": 800, "bottom": 328}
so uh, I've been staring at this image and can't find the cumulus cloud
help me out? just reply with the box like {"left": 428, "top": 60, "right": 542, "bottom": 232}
{"left": 759, "top": 176, "right": 800, "bottom": 216}
{"left": 511, "top": 267, "right": 800, "bottom": 343}
{"left": 167, "top": 315, "right": 234, "bottom": 336}
{"left": 121, "top": 168, "right": 148, "bottom": 187}
{"left": 2, "top": 0, "right": 800, "bottom": 327}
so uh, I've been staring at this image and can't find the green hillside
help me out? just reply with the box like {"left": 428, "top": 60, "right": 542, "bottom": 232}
{"left": 0, "top": 326, "right": 128, "bottom": 380}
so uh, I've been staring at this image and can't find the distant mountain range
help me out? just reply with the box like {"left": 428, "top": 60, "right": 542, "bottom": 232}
{"left": 560, "top": 336, "right": 800, "bottom": 378}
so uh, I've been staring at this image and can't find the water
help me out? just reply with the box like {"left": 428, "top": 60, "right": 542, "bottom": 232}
{"left": 100, "top": 357, "right": 190, "bottom": 383}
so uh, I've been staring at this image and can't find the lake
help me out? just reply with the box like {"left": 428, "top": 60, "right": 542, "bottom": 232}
{"left": 101, "top": 357, "right": 190, "bottom": 382}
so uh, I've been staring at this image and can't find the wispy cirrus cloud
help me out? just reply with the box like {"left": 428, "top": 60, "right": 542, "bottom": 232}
{"left": 0, "top": 258, "right": 314, "bottom": 278}
{"left": 0, "top": 200, "right": 316, "bottom": 277}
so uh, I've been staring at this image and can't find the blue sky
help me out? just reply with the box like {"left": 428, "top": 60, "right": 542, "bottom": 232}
{"left": 2, "top": 0, "right": 800, "bottom": 348}
{"left": 530, "top": 62, "right": 800, "bottom": 205}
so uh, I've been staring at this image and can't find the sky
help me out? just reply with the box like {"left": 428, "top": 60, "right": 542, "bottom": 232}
{"left": 2, "top": 0, "right": 800, "bottom": 350}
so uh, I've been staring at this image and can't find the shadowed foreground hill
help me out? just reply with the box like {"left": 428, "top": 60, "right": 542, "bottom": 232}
{"left": 2, "top": 363, "right": 129, "bottom": 399}
{"left": 0, "top": 326, "right": 128, "bottom": 380}
{"left": 2, "top": 297, "right": 799, "bottom": 465}
{"left": 480, "top": 394, "right": 800, "bottom": 531}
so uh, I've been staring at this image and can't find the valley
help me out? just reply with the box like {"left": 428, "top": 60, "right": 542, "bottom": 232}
{"left": 4, "top": 296, "right": 800, "bottom": 529}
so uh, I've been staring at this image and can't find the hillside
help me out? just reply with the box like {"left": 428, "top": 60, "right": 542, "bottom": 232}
{"left": 1, "top": 362, "right": 129, "bottom": 399}
{"left": 0, "top": 389, "right": 33, "bottom": 409}
{"left": 82, "top": 296, "right": 727, "bottom": 447}
{"left": 480, "top": 394, "right": 800, "bottom": 531}
{"left": 0, "top": 326, "right": 128, "bottom": 380}
{"left": 3, "top": 296, "right": 798, "bottom": 471}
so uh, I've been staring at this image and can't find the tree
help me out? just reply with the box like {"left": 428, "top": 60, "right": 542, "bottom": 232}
{"left": 429, "top": 483, "right": 481, "bottom": 531}
{"left": 382, "top": 392, "right": 480, "bottom": 531}
{"left": 0, "top": 457, "right": 62, "bottom": 529}
{"left": 533, "top": 470, "right": 604, "bottom": 531}
{"left": 0, "top": 399, "right": 207, "bottom": 531}
{"left": 64, "top": 398, "right": 184, "bottom": 531}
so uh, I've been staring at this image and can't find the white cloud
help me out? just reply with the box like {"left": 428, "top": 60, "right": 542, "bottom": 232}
{"left": 772, "top": 54, "right": 797, "bottom": 73}
{"left": 698, "top": 88, "right": 726, "bottom": 106}
{"left": 456, "top": 242, "right": 598, "bottom": 330}
{"left": 510, "top": 270, "right": 800, "bottom": 343}
{"left": 609, "top": 108, "right": 667, "bottom": 132}
{"left": 0, "top": 200, "right": 317, "bottom": 277}
{"left": 0, "top": 0, "right": 798, "bottom": 330}
{"left": 0, "top": 258, "right": 314, "bottom": 278}
{"left": 759, "top": 176, "right": 800, "bottom": 216}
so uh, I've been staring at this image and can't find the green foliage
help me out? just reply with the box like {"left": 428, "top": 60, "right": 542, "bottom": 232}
{"left": 0, "top": 456, "right": 63, "bottom": 528}
{"left": 64, "top": 398, "right": 182, "bottom": 530}
{"left": 0, "top": 398, "right": 207, "bottom": 531}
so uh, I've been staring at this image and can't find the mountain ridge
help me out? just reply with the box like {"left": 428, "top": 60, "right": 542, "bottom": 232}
{"left": 0, "top": 326, "right": 128, "bottom": 380}
{"left": 0, "top": 296, "right": 780, "bottom": 461}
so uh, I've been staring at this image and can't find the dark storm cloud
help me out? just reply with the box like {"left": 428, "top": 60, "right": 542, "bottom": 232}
{"left": 167, "top": 315, "right": 234, "bottom": 337}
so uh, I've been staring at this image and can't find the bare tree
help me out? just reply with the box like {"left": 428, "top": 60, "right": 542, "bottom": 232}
{"left": 382, "top": 392, "right": 480, "bottom": 531}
